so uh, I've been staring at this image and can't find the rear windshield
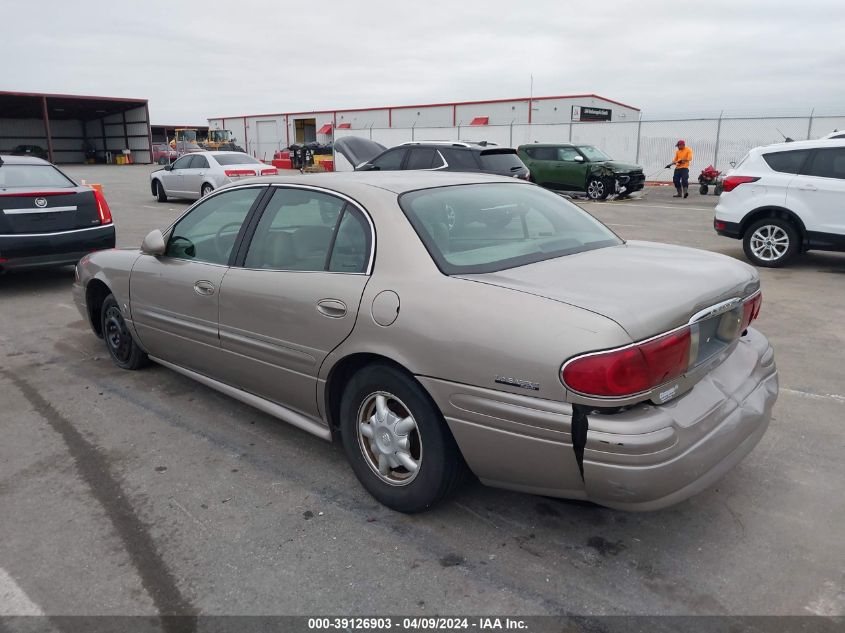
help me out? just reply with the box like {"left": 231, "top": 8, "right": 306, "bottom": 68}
{"left": 0, "top": 164, "right": 75, "bottom": 189}
{"left": 477, "top": 150, "right": 525, "bottom": 172}
{"left": 399, "top": 183, "right": 621, "bottom": 274}
{"left": 214, "top": 154, "right": 261, "bottom": 166}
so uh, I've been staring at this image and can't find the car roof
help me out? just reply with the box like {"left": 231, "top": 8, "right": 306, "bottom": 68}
{"left": 518, "top": 143, "right": 578, "bottom": 148}
{"left": 0, "top": 154, "right": 51, "bottom": 165}
{"left": 220, "top": 170, "right": 524, "bottom": 195}
{"left": 755, "top": 138, "right": 845, "bottom": 153}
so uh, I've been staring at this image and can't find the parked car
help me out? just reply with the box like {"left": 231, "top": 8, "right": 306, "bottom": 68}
{"left": 349, "top": 139, "right": 530, "bottom": 180}
{"left": 149, "top": 151, "right": 278, "bottom": 201}
{"left": 0, "top": 154, "right": 115, "bottom": 272}
{"left": 152, "top": 143, "right": 178, "bottom": 165}
{"left": 10, "top": 144, "right": 49, "bottom": 161}
{"left": 518, "top": 143, "right": 645, "bottom": 200}
{"left": 714, "top": 139, "right": 845, "bottom": 267}
{"left": 820, "top": 130, "right": 845, "bottom": 140}
{"left": 74, "top": 172, "right": 777, "bottom": 513}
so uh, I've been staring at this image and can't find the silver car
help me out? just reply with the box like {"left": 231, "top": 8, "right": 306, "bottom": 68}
{"left": 74, "top": 172, "right": 778, "bottom": 513}
{"left": 149, "top": 151, "right": 277, "bottom": 202}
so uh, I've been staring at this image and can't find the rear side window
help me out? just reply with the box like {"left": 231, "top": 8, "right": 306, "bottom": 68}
{"left": 763, "top": 150, "right": 810, "bottom": 174}
{"left": 440, "top": 148, "right": 479, "bottom": 170}
{"left": 804, "top": 148, "right": 845, "bottom": 180}
{"left": 190, "top": 155, "right": 210, "bottom": 169}
{"left": 405, "top": 148, "right": 437, "bottom": 170}
{"left": 0, "top": 164, "right": 75, "bottom": 189}
{"left": 478, "top": 150, "right": 525, "bottom": 172}
{"left": 527, "top": 147, "right": 557, "bottom": 160}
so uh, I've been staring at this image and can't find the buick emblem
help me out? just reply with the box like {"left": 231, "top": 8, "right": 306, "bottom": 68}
{"left": 34, "top": 197, "right": 48, "bottom": 208}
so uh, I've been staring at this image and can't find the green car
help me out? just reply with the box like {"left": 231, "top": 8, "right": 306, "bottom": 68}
{"left": 518, "top": 143, "right": 645, "bottom": 200}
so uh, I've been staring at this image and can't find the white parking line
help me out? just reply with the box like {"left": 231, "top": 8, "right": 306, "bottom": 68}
{"left": 0, "top": 567, "right": 44, "bottom": 615}
{"left": 781, "top": 388, "right": 845, "bottom": 404}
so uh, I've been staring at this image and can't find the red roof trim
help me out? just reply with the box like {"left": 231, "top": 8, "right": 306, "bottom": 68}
{"left": 337, "top": 122, "right": 351, "bottom": 129}
{"left": 209, "top": 93, "right": 640, "bottom": 120}
{"left": 470, "top": 116, "right": 489, "bottom": 126}
{"left": 317, "top": 124, "right": 333, "bottom": 134}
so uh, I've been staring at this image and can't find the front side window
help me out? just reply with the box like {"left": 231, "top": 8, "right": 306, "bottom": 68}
{"left": 165, "top": 187, "right": 263, "bottom": 265}
{"left": 371, "top": 148, "right": 407, "bottom": 170}
{"left": 763, "top": 149, "right": 810, "bottom": 174}
{"left": 244, "top": 188, "right": 369, "bottom": 272}
{"left": 171, "top": 155, "right": 192, "bottom": 170}
{"left": 399, "top": 183, "right": 621, "bottom": 274}
{"left": 804, "top": 148, "right": 845, "bottom": 180}
{"left": 557, "top": 147, "right": 582, "bottom": 162}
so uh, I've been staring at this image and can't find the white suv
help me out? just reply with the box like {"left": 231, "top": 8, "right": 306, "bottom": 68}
{"left": 714, "top": 139, "right": 845, "bottom": 267}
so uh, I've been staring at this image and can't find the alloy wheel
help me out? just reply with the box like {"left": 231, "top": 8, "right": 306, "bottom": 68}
{"left": 587, "top": 179, "right": 605, "bottom": 200}
{"left": 357, "top": 392, "right": 422, "bottom": 486}
{"left": 749, "top": 225, "right": 789, "bottom": 262}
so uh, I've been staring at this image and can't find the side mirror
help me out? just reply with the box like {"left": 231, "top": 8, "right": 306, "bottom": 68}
{"left": 573, "top": 155, "right": 585, "bottom": 162}
{"left": 164, "top": 164, "right": 173, "bottom": 171}
{"left": 141, "top": 229, "right": 166, "bottom": 256}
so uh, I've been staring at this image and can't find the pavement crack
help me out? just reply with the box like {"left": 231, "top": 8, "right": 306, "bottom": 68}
{"left": 0, "top": 369, "right": 197, "bottom": 629}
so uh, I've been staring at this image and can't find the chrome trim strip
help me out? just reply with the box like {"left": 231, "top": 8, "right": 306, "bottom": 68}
{"left": 0, "top": 224, "right": 111, "bottom": 238}
{"left": 3, "top": 205, "right": 78, "bottom": 215}
{"left": 149, "top": 356, "right": 332, "bottom": 441}
{"left": 688, "top": 297, "right": 744, "bottom": 324}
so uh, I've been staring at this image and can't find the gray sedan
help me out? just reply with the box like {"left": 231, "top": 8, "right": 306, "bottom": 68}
{"left": 149, "top": 151, "right": 277, "bottom": 202}
{"left": 73, "top": 172, "right": 778, "bottom": 513}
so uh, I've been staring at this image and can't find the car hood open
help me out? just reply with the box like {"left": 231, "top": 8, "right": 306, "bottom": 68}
{"left": 456, "top": 241, "right": 759, "bottom": 341}
{"left": 333, "top": 136, "right": 387, "bottom": 168}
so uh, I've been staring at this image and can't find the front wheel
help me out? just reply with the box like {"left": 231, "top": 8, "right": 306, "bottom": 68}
{"left": 742, "top": 217, "right": 799, "bottom": 267}
{"left": 339, "top": 363, "right": 467, "bottom": 513}
{"left": 699, "top": 184, "right": 709, "bottom": 195}
{"left": 586, "top": 177, "right": 609, "bottom": 201}
{"left": 154, "top": 180, "right": 168, "bottom": 203}
{"left": 101, "top": 294, "right": 149, "bottom": 370}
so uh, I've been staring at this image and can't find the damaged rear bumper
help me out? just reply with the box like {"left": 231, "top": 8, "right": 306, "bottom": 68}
{"left": 418, "top": 327, "right": 777, "bottom": 511}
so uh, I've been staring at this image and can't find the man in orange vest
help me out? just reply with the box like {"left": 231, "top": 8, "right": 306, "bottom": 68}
{"left": 666, "top": 139, "right": 693, "bottom": 198}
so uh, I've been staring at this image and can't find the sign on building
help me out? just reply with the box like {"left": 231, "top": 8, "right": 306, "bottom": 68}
{"left": 571, "top": 106, "right": 612, "bottom": 122}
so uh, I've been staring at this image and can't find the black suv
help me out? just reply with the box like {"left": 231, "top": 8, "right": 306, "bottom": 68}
{"left": 340, "top": 139, "right": 531, "bottom": 180}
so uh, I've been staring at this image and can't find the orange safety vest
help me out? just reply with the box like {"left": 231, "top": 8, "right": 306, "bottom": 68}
{"left": 674, "top": 147, "right": 693, "bottom": 169}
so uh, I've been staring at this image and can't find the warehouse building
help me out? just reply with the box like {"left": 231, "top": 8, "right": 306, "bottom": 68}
{"left": 0, "top": 90, "right": 153, "bottom": 164}
{"left": 208, "top": 94, "right": 639, "bottom": 160}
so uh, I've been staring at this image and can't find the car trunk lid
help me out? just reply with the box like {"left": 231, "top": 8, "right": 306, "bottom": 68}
{"left": 456, "top": 240, "right": 759, "bottom": 341}
{"left": 0, "top": 187, "right": 101, "bottom": 234}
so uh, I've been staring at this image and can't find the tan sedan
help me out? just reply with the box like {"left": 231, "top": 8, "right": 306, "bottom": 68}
{"left": 73, "top": 172, "right": 778, "bottom": 512}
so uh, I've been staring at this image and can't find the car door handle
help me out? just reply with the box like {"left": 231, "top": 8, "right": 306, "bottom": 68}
{"left": 193, "top": 280, "right": 216, "bottom": 296}
{"left": 797, "top": 184, "right": 817, "bottom": 191}
{"left": 316, "top": 299, "right": 347, "bottom": 318}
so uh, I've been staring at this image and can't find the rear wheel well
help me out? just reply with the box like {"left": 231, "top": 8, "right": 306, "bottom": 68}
{"left": 324, "top": 354, "right": 422, "bottom": 439}
{"left": 741, "top": 207, "right": 807, "bottom": 248}
{"left": 85, "top": 279, "right": 111, "bottom": 337}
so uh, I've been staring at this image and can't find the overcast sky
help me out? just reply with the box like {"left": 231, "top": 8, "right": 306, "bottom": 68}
{"left": 3, "top": 0, "right": 843, "bottom": 123}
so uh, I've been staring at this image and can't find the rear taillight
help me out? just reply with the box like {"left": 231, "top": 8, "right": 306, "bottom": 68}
{"left": 714, "top": 220, "right": 726, "bottom": 231}
{"left": 721, "top": 176, "right": 760, "bottom": 192}
{"left": 740, "top": 292, "right": 762, "bottom": 331}
{"left": 562, "top": 292, "right": 762, "bottom": 398}
{"left": 92, "top": 188, "right": 112, "bottom": 224}
{"left": 260, "top": 168, "right": 278, "bottom": 175}
{"left": 225, "top": 169, "right": 256, "bottom": 177}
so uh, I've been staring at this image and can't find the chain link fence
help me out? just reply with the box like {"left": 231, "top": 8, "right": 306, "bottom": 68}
{"left": 334, "top": 113, "right": 845, "bottom": 180}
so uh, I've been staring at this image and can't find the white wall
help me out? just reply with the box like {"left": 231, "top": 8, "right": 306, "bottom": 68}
{"left": 391, "top": 105, "right": 452, "bottom": 128}
{"left": 336, "top": 109, "right": 389, "bottom": 129}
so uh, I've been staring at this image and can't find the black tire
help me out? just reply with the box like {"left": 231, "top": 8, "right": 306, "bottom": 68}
{"left": 714, "top": 184, "right": 723, "bottom": 196}
{"left": 586, "top": 177, "right": 609, "bottom": 201}
{"left": 699, "top": 184, "right": 709, "bottom": 195}
{"left": 742, "top": 217, "right": 800, "bottom": 268}
{"left": 101, "top": 294, "right": 149, "bottom": 370}
{"left": 154, "top": 180, "right": 168, "bottom": 203}
{"left": 201, "top": 183, "right": 214, "bottom": 197}
{"left": 339, "top": 363, "right": 467, "bottom": 513}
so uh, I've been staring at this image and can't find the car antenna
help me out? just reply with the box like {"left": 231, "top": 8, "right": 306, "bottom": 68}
{"left": 776, "top": 128, "right": 794, "bottom": 142}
